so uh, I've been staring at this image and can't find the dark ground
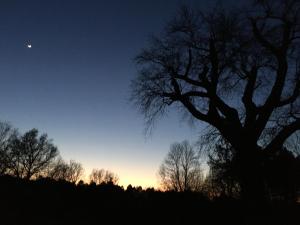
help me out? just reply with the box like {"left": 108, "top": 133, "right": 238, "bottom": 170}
{"left": 0, "top": 175, "right": 299, "bottom": 225}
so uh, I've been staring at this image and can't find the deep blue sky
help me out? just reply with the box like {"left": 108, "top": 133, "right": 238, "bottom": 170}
{"left": 0, "top": 0, "right": 242, "bottom": 187}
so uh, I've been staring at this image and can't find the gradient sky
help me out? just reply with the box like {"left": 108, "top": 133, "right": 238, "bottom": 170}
{"left": 0, "top": 0, "right": 242, "bottom": 188}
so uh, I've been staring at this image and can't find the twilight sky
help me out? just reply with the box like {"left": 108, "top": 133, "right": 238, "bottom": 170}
{"left": 0, "top": 0, "right": 241, "bottom": 187}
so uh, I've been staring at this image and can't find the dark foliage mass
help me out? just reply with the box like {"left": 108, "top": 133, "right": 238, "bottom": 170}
{"left": 206, "top": 144, "right": 300, "bottom": 201}
{"left": 0, "top": 175, "right": 299, "bottom": 225}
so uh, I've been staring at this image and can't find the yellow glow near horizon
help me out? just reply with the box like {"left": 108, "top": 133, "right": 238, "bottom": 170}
{"left": 59, "top": 144, "right": 162, "bottom": 189}
{"left": 119, "top": 175, "right": 158, "bottom": 189}
{"left": 81, "top": 164, "right": 159, "bottom": 189}
{"left": 81, "top": 172, "right": 158, "bottom": 189}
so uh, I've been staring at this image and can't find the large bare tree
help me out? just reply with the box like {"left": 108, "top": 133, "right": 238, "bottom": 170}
{"left": 131, "top": 0, "right": 300, "bottom": 202}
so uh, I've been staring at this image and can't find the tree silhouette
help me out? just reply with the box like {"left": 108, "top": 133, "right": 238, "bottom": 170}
{"left": 67, "top": 160, "right": 84, "bottom": 183}
{"left": 131, "top": 0, "right": 300, "bottom": 203}
{"left": 0, "top": 122, "right": 16, "bottom": 175}
{"left": 47, "top": 158, "right": 83, "bottom": 183}
{"left": 159, "top": 140, "right": 203, "bottom": 192}
{"left": 89, "top": 168, "right": 119, "bottom": 185}
{"left": 46, "top": 157, "right": 69, "bottom": 180}
{"left": 8, "top": 129, "right": 58, "bottom": 179}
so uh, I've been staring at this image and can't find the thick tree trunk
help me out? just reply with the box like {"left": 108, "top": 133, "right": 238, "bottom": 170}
{"left": 236, "top": 144, "right": 268, "bottom": 207}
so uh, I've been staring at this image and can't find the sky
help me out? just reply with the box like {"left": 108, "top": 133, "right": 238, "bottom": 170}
{"left": 0, "top": 0, "right": 241, "bottom": 188}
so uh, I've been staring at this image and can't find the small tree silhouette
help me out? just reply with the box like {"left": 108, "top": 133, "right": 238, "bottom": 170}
{"left": 89, "top": 168, "right": 119, "bottom": 185}
{"left": 159, "top": 140, "right": 203, "bottom": 192}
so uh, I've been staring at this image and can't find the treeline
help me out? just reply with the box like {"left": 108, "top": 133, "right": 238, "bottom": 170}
{"left": 0, "top": 122, "right": 300, "bottom": 224}
{"left": 0, "top": 174, "right": 299, "bottom": 225}
{"left": 0, "top": 122, "right": 118, "bottom": 185}
{"left": 1, "top": 120, "right": 300, "bottom": 203}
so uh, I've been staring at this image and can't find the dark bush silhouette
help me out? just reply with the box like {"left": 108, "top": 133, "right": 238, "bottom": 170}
{"left": 205, "top": 144, "right": 240, "bottom": 198}
{"left": 204, "top": 142, "right": 300, "bottom": 202}
{"left": 264, "top": 148, "right": 300, "bottom": 202}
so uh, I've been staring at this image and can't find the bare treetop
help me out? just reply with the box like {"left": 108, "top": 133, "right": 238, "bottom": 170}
{"left": 132, "top": 0, "right": 300, "bottom": 150}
